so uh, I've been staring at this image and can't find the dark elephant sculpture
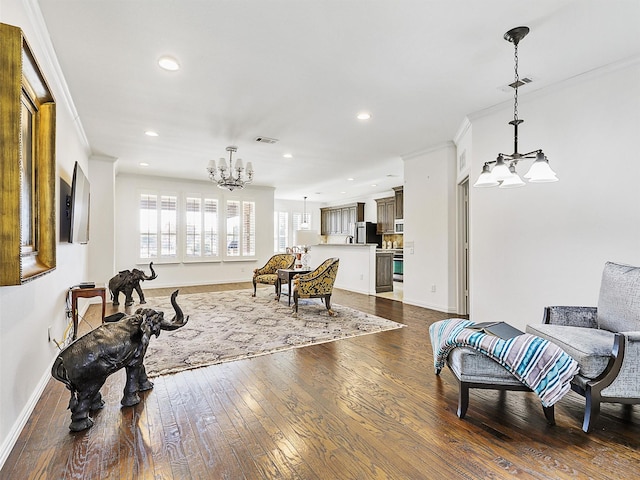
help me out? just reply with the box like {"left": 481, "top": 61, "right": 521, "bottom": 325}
{"left": 51, "top": 290, "right": 188, "bottom": 432}
{"left": 109, "top": 262, "right": 157, "bottom": 306}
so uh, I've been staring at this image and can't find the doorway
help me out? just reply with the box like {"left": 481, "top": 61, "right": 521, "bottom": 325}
{"left": 457, "top": 179, "right": 469, "bottom": 315}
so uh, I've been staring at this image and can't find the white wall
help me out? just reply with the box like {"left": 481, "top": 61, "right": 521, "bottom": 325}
{"left": 87, "top": 156, "right": 117, "bottom": 284}
{"left": 403, "top": 144, "right": 458, "bottom": 313}
{"left": 113, "top": 174, "right": 275, "bottom": 289}
{"left": 312, "top": 244, "right": 377, "bottom": 295}
{"left": 0, "top": 0, "right": 91, "bottom": 466}
{"left": 470, "top": 62, "right": 640, "bottom": 330}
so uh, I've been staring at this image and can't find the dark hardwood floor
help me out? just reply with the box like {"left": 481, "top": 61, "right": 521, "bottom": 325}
{"left": 2, "top": 283, "right": 638, "bottom": 479}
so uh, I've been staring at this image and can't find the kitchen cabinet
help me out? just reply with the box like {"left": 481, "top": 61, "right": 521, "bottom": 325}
{"left": 321, "top": 209, "right": 331, "bottom": 235}
{"left": 375, "top": 196, "right": 395, "bottom": 234}
{"left": 375, "top": 250, "right": 394, "bottom": 293}
{"left": 320, "top": 202, "right": 364, "bottom": 235}
{"left": 376, "top": 186, "right": 403, "bottom": 233}
{"left": 393, "top": 186, "right": 403, "bottom": 219}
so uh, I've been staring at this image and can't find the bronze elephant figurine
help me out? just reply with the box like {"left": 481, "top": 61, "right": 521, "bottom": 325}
{"left": 51, "top": 290, "right": 188, "bottom": 432}
{"left": 108, "top": 262, "right": 157, "bottom": 306}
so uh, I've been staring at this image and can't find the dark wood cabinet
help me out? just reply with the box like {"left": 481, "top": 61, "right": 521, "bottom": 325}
{"left": 393, "top": 186, "right": 404, "bottom": 219}
{"left": 376, "top": 186, "right": 403, "bottom": 233}
{"left": 375, "top": 251, "right": 394, "bottom": 293}
{"left": 320, "top": 203, "right": 364, "bottom": 235}
{"left": 375, "top": 196, "right": 395, "bottom": 234}
{"left": 321, "top": 208, "right": 331, "bottom": 235}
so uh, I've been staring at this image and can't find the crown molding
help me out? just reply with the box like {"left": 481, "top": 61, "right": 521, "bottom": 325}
{"left": 468, "top": 54, "right": 640, "bottom": 122}
{"left": 401, "top": 141, "right": 455, "bottom": 161}
{"left": 23, "top": 0, "right": 91, "bottom": 154}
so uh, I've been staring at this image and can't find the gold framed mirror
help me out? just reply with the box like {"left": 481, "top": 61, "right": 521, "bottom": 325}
{"left": 0, "top": 23, "right": 56, "bottom": 285}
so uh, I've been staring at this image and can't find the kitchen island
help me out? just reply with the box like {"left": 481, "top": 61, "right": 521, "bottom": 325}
{"left": 311, "top": 243, "right": 389, "bottom": 296}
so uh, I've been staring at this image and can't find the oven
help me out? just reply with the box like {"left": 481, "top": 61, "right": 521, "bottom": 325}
{"left": 393, "top": 250, "right": 403, "bottom": 282}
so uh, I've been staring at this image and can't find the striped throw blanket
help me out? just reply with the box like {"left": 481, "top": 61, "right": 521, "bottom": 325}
{"left": 429, "top": 319, "right": 579, "bottom": 407}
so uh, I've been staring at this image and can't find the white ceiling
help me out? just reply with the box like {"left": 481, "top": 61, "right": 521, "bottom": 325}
{"left": 38, "top": 0, "right": 640, "bottom": 202}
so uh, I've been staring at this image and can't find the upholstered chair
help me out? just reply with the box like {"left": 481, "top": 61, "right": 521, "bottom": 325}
{"left": 527, "top": 261, "right": 640, "bottom": 432}
{"left": 252, "top": 254, "right": 295, "bottom": 297}
{"left": 292, "top": 257, "right": 340, "bottom": 316}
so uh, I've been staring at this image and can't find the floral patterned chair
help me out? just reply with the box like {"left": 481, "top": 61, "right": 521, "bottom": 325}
{"left": 252, "top": 253, "right": 296, "bottom": 297}
{"left": 292, "top": 257, "right": 340, "bottom": 316}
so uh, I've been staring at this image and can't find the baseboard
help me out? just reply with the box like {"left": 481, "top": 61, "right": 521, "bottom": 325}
{"left": 0, "top": 358, "right": 57, "bottom": 470}
{"left": 0, "top": 299, "right": 92, "bottom": 470}
{"left": 403, "top": 297, "right": 458, "bottom": 314}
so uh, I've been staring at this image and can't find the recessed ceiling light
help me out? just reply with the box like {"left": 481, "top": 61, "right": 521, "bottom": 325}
{"left": 158, "top": 56, "right": 180, "bottom": 71}
{"left": 340, "top": 191, "right": 346, "bottom": 194}
{"left": 283, "top": 153, "right": 293, "bottom": 159}
{"left": 371, "top": 184, "right": 377, "bottom": 187}
{"left": 145, "top": 130, "right": 159, "bottom": 137}
{"left": 347, "top": 177, "right": 354, "bottom": 181}
{"left": 357, "top": 112, "right": 371, "bottom": 120}
{"left": 139, "top": 162, "right": 149, "bottom": 167}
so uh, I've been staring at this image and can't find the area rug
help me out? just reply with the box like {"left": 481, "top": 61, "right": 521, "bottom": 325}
{"left": 142, "top": 289, "right": 405, "bottom": 377}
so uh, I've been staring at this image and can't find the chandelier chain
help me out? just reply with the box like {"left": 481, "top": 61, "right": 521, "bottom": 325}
{"left": 472, "top": 25, "right": 558, "bottom": 188}
{"left": 513, "top": 42, "right": 519, "bottom": 122}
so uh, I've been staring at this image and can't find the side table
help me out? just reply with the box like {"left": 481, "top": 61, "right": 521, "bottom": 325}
{"left": 70, "top": 286, "right": 107, "bottom": 340}
{"left": 276, "top": 268, "right": 311, "bottom": 306}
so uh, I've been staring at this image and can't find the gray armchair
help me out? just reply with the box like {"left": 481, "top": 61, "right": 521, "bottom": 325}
{"left": 526, "top": 261, "right": 640, "bottom": 432}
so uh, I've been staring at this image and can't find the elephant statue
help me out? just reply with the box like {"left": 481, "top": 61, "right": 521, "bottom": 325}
{"left": 109, "top": 262, "right": 157, "bottom": 306}
{"left": 51, "top": 290, "right": 188, "bottom": 432}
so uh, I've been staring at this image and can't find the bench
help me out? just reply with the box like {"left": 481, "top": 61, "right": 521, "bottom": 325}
{"left": 446, "top": 346, "right": 555, "bottom": 424}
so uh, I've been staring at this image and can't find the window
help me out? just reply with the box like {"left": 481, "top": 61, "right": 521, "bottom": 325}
{"left": 226, "top": 200, "right": 255, "bottom": 258}
{"left": 139, "top": 193, "right": 177, "bottom": 260}
{"left": 273, "top": 210, "right": 310, "bottom": 252}
{"left": 160, "top": 196, "right": 177, "bottom": 256}
{"left": 139, "top": 194, "right": 158, "bottom": 259}
{"left": 203, "top": 198, "right": 219, "bottom": 257}
{"left": 185, "top": 196, "right": 219, "bottom": 259}
{"left": 185, "top": 197, "right": 202, "bottom": 256}
{"left": 274, "top": 211, "right": 289, "bottom": 252}
{"left": 138, "top": 192, "right": 252, "bottom": 262}
{"left": 242, "top": 201, "right": 256, "bottom": 256}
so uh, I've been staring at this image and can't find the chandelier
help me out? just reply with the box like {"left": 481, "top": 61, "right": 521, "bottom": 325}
{"left": 206, "top": 146, "right": 254, "bottom": 191}
{"left": 474, "top": 26, "right": 558, "bottom": 188}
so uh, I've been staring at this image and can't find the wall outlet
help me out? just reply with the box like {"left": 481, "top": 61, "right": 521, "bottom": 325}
{"left": 431, "top": 284, "right": 436, "bottom": 293}
{"left": 360, "top": 274, "right": 364, "bottom": 280}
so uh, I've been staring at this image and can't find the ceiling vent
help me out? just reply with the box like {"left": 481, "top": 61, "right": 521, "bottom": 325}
{"left": 255, "top": 136, "right": 279, "bottom": 144}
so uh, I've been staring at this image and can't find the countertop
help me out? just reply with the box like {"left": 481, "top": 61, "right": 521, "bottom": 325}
{"left": 315, "top": 243, "right": 379, "bottom": 247}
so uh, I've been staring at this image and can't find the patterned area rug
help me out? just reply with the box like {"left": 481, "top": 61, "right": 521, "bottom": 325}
{"left": 142, "top": 289, "right": 405, "bottom": 377}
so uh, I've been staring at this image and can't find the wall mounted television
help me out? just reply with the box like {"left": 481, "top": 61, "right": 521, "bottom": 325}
{"left": 69, "top": 161, "right": 90, "bottom": 244}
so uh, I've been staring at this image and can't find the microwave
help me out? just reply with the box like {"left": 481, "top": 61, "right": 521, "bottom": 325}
{"left": 394, "top": 219, "right": 404, "bottom": 234}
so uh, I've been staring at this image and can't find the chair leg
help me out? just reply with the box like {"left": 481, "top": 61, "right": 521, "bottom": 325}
{"left": 252, "top": 279, "right": 257, "bottom": 297}
{"left": 325, "top": 294, "right": 335, "bottom": 316}
{"left": 457, "top": 382, "right": 469, "bottom": 419}
{"left": 583, "top": 388, "right": 600, "bottom": 433}
{"left": 293, "top": 292, "right": 299, "bottom": 316}
{"left": 542, "top": 405, "right": 555, "bottom": 426}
